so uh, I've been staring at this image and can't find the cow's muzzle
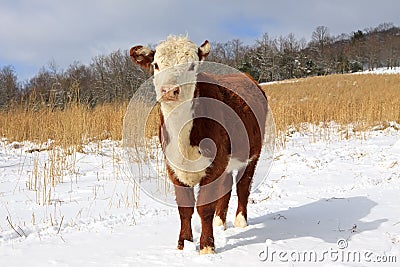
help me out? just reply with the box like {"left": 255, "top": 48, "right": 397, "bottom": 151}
{"left": 160, "top": 85, "right": 181, "bottom": 102}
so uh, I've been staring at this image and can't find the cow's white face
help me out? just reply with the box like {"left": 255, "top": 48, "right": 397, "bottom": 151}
{"left": 130, "top": 36, "right": 210, "bottom": 108}
{"left": 153, "top": 37, "right": 200, "bottom": 106}
{"left": 130, "top": 36, "right": 213, "bottom": 183}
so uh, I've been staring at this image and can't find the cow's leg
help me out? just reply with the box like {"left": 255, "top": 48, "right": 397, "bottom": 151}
{"left": 213, "top": 172, "right": 233, "bottom": 230}
{"left": 235, "top": 158, "right": 259, "bottom": 228}
{"left": 197, "top": 202, "right": 217, "bottom": 254}
{"left": 197, "top": 178, "right": 218, "bottom": 254}
{"left": 170, "top": 170, "right": 195, "bottom": 250}
{"left": 177, "top": 205, "right": 194, "bottom": 250}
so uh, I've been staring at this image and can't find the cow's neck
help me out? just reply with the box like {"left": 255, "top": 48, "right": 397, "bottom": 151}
{"left": 160, "top": 84, "right": 199, "bottom": 161}
{"left": 159, "top": 84, "right": 211, "bottom": 185}
{"left": 161, "top": 99, "right": 194, "bottom": 146}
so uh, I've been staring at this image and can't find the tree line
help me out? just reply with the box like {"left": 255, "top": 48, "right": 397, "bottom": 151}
{"left": 1, "top": 23, "right": 399, "bottom": 110}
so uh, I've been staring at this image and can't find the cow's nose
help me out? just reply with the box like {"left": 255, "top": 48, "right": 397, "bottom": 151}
{"left": 172, "top": 87, "right": 180, "bottom": 96}
{"left": 161, "top": 85, "right": 181, "bottom": 101}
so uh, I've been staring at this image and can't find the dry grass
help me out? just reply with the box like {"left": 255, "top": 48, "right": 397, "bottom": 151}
{"left": 27, "top": 147, "right": 77, "bottom": 205}
{"left": 0, "top": 103, "right": 127, "bottom": 148}
{"left": 0, "top": 74, "right": 399, "bottom": 147}
{"left": 262, "top": 74, "right": 400, "bottom": 134}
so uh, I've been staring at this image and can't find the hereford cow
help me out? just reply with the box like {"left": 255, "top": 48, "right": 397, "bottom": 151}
{"left": 130, "top": 36, "right": 268, "bottom": 254}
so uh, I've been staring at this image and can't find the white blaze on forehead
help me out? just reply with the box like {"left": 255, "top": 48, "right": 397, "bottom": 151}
{"left": 153, "top": 36, "right": 199, "bottom": 106}
{"left": 154, "top": 35, "right": 199, "bottom": 70}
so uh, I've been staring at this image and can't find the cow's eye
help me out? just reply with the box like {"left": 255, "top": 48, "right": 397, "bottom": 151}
{"left": 188, "top": 63, "right": 195, "bottom": 71}
{"left": 153, "top": 63, "right": 159, "bottom": 70}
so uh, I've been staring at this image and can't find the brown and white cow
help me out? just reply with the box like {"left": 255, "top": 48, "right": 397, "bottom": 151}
{"left": 130, "top": 36, "right": 268, "bottom": 254}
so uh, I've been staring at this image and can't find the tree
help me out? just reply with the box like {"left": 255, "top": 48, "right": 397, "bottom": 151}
{"left": 64, "top": 62, "right": 95, "bottom": 105}
{"left": 208, "top": 39, "right": 247, "bottom": 68}
{"left": 364, "top": 30, "right": 380, "bottom": 70}
{"left": 309, "top": 26, "right": 333, "bottom": 74}
{"left": 277, "top": 33, "right": 303, "bottom": 79}
{"left": 251, "top": 33, "right": 279, "bottom": 82}
{"left": 352, "top": 30, "right": 364, "bottom": 42}
{"left": 0, "top": 66, "right": 19, "bottom": 110}
{"left": 311, "top": 26, "right": 332, "bottom": 53}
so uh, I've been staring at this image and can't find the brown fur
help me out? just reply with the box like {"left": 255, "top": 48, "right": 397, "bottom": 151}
{"left": 129, "top": 45, "right": 155, "bottom": 72}
{"left": 130, "top": 40, "right": 268, "bottom": 253}
{"left": 198, "top": 40, "right": 210, "bottom": 61}
{"left": 159, "top": 72, "right": 268, "bottom": 252}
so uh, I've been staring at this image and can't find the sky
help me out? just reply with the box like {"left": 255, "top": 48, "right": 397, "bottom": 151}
{"left": 1, "top": 0, "right": 399, "bottom": 81}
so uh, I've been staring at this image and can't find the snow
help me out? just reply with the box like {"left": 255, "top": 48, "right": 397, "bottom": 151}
{"left": 259, "top": 79, "right": 301, "bottom": 87}
{"left": 259, "top": 67, "right": 400, "bottom": 87}
{"left": 356, "top": 67, "right": 400, "bottom": 75}
{"left": 1, "top": 124, "right": 400, "bottom": 266}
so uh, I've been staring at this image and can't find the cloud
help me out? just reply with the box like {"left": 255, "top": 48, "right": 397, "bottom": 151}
{"left": 1, "top": 0, "right": 399, "bottom": 80}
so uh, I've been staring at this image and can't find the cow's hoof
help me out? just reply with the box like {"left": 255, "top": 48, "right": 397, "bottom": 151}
{"left": 213, "top": 216, "right": 227, "bottom": 230}
{"left": 200, "top": 246, "right": 215, "bottom": 255}
{"left": 234, "top": 212, "right": 247, "bottom": 228}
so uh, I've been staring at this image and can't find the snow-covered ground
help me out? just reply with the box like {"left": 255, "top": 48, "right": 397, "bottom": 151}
{"left": 260, "top": 66, "right": 400, "bottom": 87}
{"left": 1, "top": 124, "right": 400, "bottom": 266}
{"left": 356, "top": 66, "right": 400, "bottom": 75}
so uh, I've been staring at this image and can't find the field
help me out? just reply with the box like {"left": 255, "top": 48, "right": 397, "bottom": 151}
{"left": 0, "top": 103, "right": 127, "bottom": 148}
{"left": 263, "top": 74, "right": 400, "bottom": 134}
{"left": 1, "top": 74, "right": 399, "bottom": 148}
{"left": 0, "top": 72, "right": 400, "bottom": 266}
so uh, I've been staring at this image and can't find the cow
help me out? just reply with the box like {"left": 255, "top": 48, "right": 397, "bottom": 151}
{"left": 130, "top": 35, "right": 268, "bottom": 254}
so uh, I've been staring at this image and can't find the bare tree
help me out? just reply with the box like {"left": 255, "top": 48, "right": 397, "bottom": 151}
{"left": 311, "top": 26, "right": 332, "bottom": 54}
{"left": 0, "top": 66, "right": 19, "bottom": 110}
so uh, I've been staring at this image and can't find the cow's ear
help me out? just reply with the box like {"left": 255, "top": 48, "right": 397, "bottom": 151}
{"left": 130, "top": 45, "right": 155, "bottom": 72}
{"left": 198, "top": 40, "right": 210, "bottom": 61}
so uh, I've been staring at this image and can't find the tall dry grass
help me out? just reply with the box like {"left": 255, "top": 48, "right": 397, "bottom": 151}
{"left": 0, "top": 103, "right": 127, "bottom": 148}
{"left": 263, "top": 74, "right": 400, "bottom": 133}
{"left": 0, "top": 73, "right": 399, "bottom": 147}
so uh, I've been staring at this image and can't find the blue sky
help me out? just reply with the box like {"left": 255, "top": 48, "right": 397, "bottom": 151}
{"left": 1, "top": 0, "right": 399, "bottom": 81}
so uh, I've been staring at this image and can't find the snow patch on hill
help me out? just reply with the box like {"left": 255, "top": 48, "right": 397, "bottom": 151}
{"left": 356, "top": 66, "right": 400, "bottom": 75}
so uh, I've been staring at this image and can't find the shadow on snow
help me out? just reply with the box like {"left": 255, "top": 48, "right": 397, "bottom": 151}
{"left": 220, "top": 196, "right": 386, "bottom": 252}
